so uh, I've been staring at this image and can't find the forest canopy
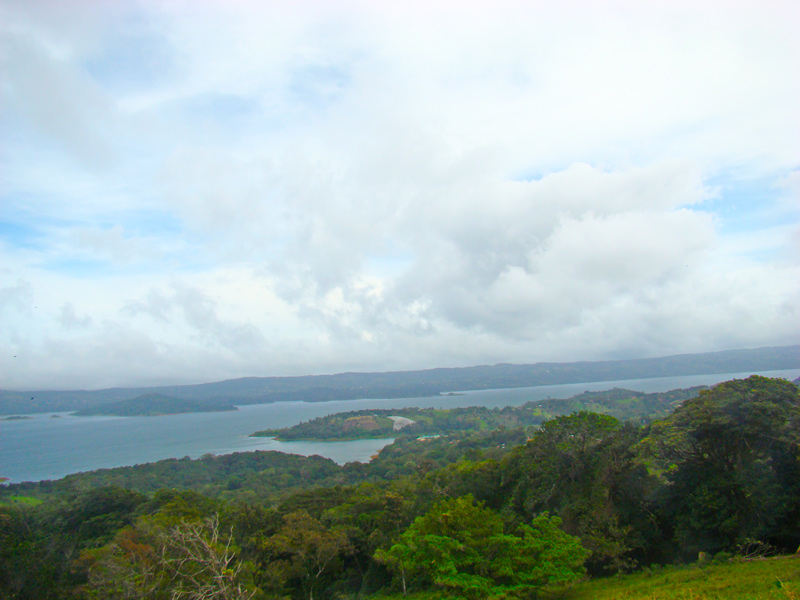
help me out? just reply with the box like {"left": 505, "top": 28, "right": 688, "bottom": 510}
{"left": 2, "top": 375, "right": 799, "bottom": 599}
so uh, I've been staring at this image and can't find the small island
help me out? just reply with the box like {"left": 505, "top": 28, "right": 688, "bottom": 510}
{"left": 72, "top": 393, "right": 237, "bottom": 417}
{"left": 1, "top": 415, "right": 32, "bottom": 421}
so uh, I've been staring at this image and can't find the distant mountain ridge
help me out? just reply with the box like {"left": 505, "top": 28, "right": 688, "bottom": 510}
{"left": 72, "top": 393, "right": 238, "bottom": 417}
{"left": 1, "top": 345, "right": 797, "bottom": 415}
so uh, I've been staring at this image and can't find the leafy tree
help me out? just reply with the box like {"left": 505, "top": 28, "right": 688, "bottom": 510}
{"left": 259, "top": 511, "right": 353, "bottom": 600}
{"left": 65, "top": 486, "right": 148, "bottom": 548}
{"left": 0, "top": 487, "right": 148, "bottom": 599}
{"left": 375, "top": 495, "right": 586, "bottom": 599}
{"left": 0, "top": 503, "right": 52, "bottom": 599}
{"left": 80, "top": 525, "right": 165, "bottom": 600}
{"left": 641, "top": 376, "right": 800, "bottom": 556}
{"left": 321, "top": 482, "right": 417, "bottom": 595}
{"left": 501, "top": 412, "right": 656, "bottom": 572}
{"left": 427, "top": 458, "right": 505, "bottom": 508}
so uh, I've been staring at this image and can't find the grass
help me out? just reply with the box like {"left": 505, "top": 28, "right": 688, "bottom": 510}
{"left": 559, "top": 556, "right": 800, "bottom": 600}
{"left": 0, "top": 495, "right": 43, "bottom": 506}
{"left": 368, "top": 557, "right": 800, "bottom": 600}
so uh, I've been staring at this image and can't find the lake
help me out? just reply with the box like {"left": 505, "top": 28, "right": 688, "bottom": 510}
{"left": 2, "top": 368, "right": 798, "bottom": 484}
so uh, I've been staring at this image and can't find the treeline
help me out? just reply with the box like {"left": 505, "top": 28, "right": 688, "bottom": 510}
{"left": 252, "top": 386, "right": 704, "bottom": 440}
{"left": 1, "top": 376, "right": 799, "bottom": 600}
{"left": 6, "top": 452, "right": 347, "bottom": 504}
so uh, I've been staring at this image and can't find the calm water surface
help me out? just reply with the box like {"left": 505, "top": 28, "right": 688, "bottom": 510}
{"left": 2, "top": 369, "right": 798, "bottom": 483}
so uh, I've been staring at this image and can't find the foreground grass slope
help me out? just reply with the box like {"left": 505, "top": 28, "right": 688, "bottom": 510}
{"left": 562, "top": 556, "right": 800, "bottom": 600}
{"left": 373, "top": 557, "right": 800, "bottom": 600}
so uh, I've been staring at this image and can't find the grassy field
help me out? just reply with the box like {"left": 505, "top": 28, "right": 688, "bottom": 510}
{"left": 0, "top": 494, "right": 42, "bottom": 506}
{"left": 558, "top": 556, "right": 800, "bottom": 600}
{"left": 370, "top": 556, "right": 800, "bottom": 600}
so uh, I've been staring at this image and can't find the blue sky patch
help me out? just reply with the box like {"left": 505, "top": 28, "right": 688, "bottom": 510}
{"left": 0, "top": 220, "right": 44, "bottom": 250}
{"left": 289, "top": 63, "right": 351, "bottom": 110}
{"left": 700, "top": 171, "right": 795, "bottom": 234}
{"left": 82, "top": 14, "right": 175, "bottom": 91}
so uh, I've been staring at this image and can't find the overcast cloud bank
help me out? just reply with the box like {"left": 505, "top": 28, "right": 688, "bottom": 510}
{"left": 1, "top": 0, "right": 798, "bottom": 390}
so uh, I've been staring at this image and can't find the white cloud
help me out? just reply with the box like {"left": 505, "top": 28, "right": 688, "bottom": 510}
{"left": 57, "top": 302, "right": 92, "bottom": 329}
{"left": 1, "top": 26, "right": 116, "bottom": 170}
{"left": 0, "top": 278, "right": 34, "bottom": 313}
{"left": 1, "top": 0, "right": 798, "bottom": 389}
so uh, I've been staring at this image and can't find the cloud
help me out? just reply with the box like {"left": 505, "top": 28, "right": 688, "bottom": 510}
{"left": 1, "top": 26, "right": 116, "bottom": 170}
{"left": 57, "top": 302, "right": 92, "bottom": 329}
{"left": 0, "top": 279, "right": 34, "bottom": 313}
{"left": 124, "top": 281, "right": 267, "bottom": 354}
{"left": 70, "top": 225, "right": 162, "bottom": 264}
{"left": 0, "top": 0, "right": 798, "bottom": 389}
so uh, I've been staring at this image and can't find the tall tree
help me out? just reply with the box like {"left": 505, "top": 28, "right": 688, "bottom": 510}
{"left": 641, "top": 376, "right": 800, "bottom": 556}
{"left": 375, "top": 495, "right": 586, "bottom": 599}
{"left": 501, "top": 412, "right": 656, "bottom": 572}
{"left": 259, "top": 511, "right": 353, "bottom": 600}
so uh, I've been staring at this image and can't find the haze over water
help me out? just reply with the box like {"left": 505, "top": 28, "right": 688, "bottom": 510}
{"left": 3, "top": 369, "right": 799, "bottom": 484}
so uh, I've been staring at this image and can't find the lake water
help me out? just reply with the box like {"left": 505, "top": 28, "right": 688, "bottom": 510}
{"left": 2, "top": 369, "right": 798, "bottom": 484}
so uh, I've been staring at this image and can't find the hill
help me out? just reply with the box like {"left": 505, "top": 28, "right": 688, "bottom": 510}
{"left": 253, "top": 386, "right": 704, "bottom": 440}
{"left": 1, "top": 345, "right": 797, "bottom": 414}
{"left": 72, "top": 393, "right": 237, "bottom": 417}
{"left": 2, "top": 376, "right": 799, "bottom": 600}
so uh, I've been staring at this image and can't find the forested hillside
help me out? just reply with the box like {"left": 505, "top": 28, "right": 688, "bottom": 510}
{"left": 1, "top": 376, "right": 799, "bottom": 599}
{"left": 253, "top": 386, "right": 704, "bottom": 440}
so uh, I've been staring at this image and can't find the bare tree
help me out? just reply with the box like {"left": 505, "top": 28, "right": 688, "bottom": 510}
{"left": 157, "top": 515, "right": 258, "bottom": 600}
{"left": 85, "top": 514, "right": 258, "bottom": 600}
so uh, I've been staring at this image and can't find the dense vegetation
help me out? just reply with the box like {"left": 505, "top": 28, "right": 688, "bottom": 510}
{"left": 1, "top": 345, "right": 795, "bottom": 414}
{"left": 253, "top": 387, "right": 704, "bottom": 440}
{"left": 1, "top": 376, "right": 799, "bottom": 600}
{"left": 73, "top": 393, "right": 237, "bottom": 417}
{"left": 6, "top": 452, "right": 346, "bottom": 503}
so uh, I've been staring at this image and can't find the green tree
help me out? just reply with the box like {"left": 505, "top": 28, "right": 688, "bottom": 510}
{"left": 80, "top": 525, "right": 165, "bottom": 600}
{"left": 259, "top": 511, "right": 353, "bottom": 600}
{"left": 641, "top": 376, "right": 800, "bottom": 556}
{"left": 501, "top": 412, "right": 656, "bottom": 572}
{"left": 0, "top": 486, "right": 148, "bottom": 599}
{"left": 321, "top": 482, "right": 417, "bottom": 595}
{"left": 375, "top": 495, "right": 586, "bottom": 599}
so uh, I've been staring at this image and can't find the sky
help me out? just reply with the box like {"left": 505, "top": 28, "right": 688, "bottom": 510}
{"left": 1, "top": 0, "right": 798, "bottom": 391}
